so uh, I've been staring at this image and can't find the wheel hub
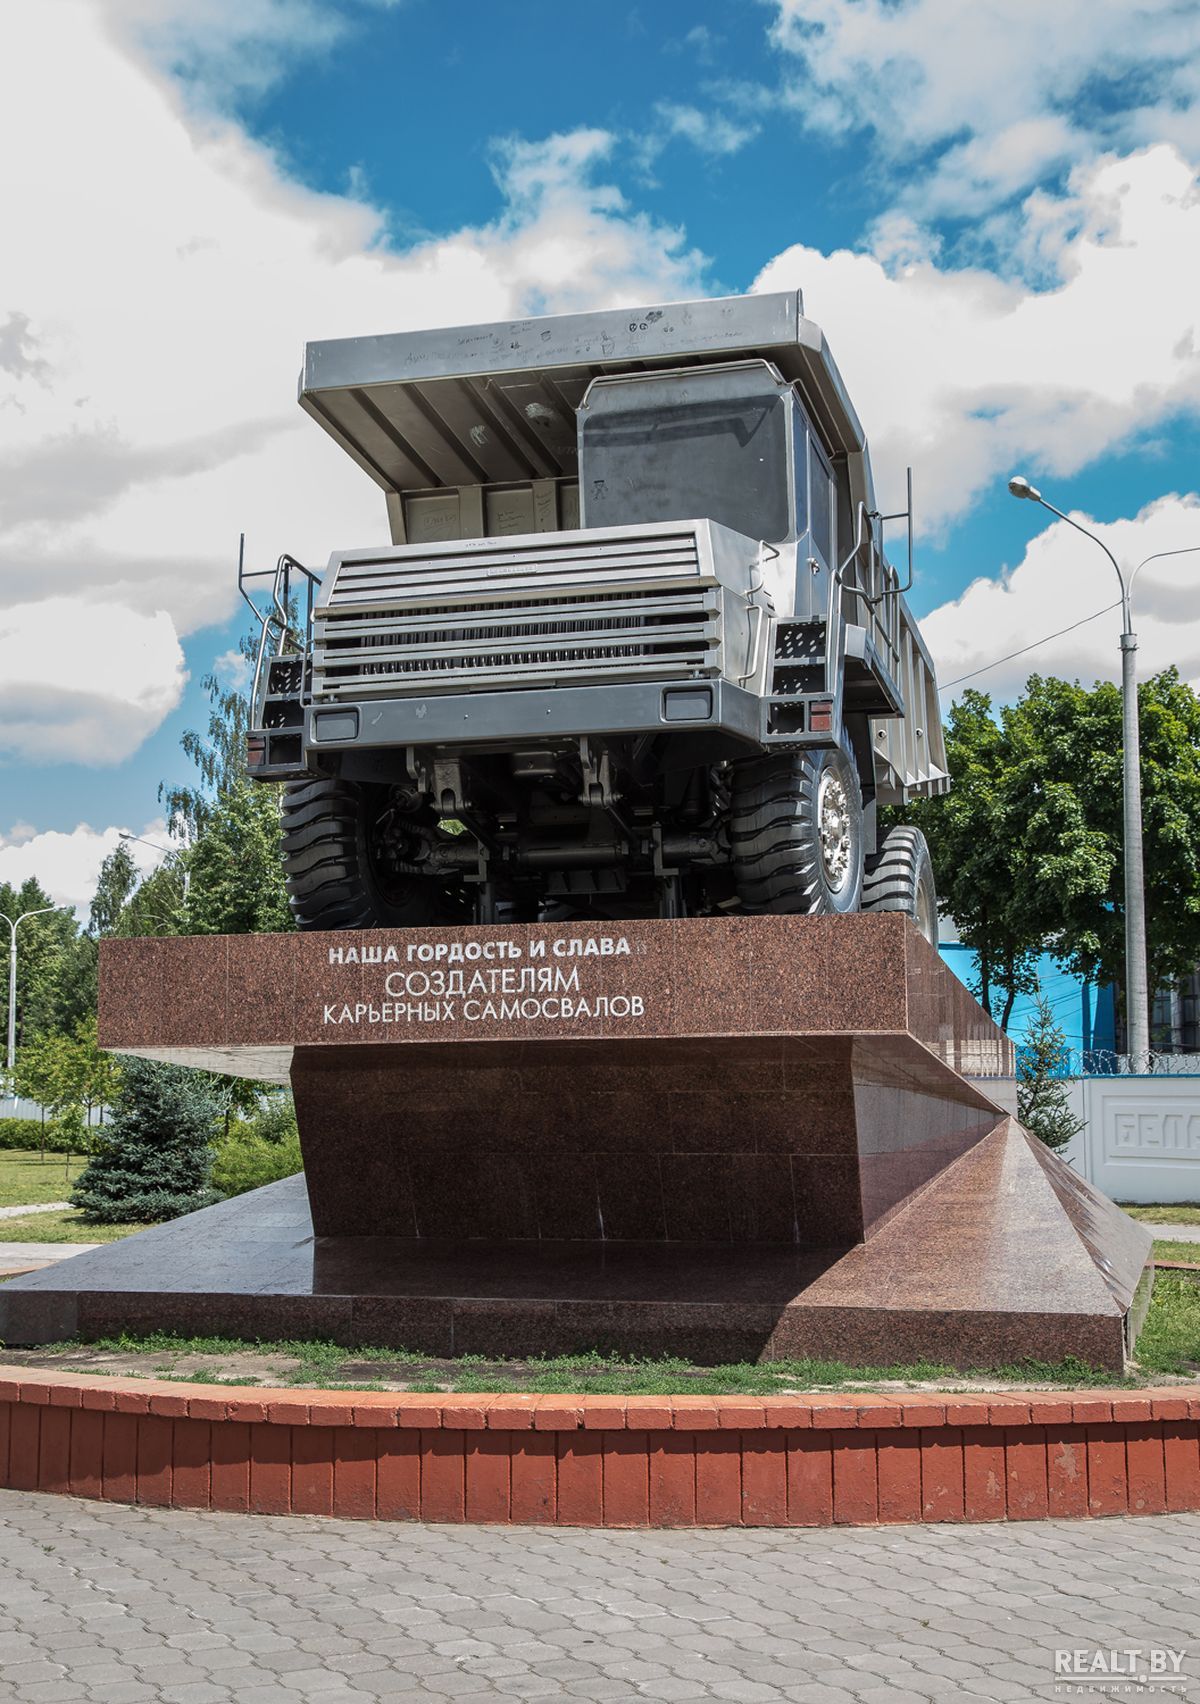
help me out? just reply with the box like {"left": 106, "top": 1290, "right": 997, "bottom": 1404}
{"left": 817, "top": 770, "right": 852, "bottom": 891}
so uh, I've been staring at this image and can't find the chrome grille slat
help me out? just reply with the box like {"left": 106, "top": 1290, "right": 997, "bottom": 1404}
{"left": 312, "top": 592, "right": 707, "bottom": 640}
{"left": 333, "top": 537, "right": 698, "bottom": 574}
{"left": 319, "top": 621, "right": 718, "bottom": 664}
{"left": 323, "top": 563, "right": 702, "bottom": 608}
{"left": 313, "top": 527, "right": 725, "bottom": 699}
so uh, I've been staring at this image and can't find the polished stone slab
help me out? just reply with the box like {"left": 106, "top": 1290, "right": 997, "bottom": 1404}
{"left": 97, "top": 916, "right": 1016, "bottom": 1250}
{"left": 289, "top": 1031, "right": 1004, "bottom": 1241}
{"left": 54, "top": 914, "right": 1150, "bottom": 1371}
{"left": 97, "top": 914, "right": 1014, "bottom": 1081}
{"left": 0, "top": 1121, "right": 1150, "bottom": 1372}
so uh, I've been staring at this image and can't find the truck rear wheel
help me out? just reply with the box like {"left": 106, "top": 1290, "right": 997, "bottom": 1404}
{"left": 730, "top": 744, "right": 864, "bottom": 915}
{"left": 281, "top": 778, "right": 451, "bottom": 930}
{"left": 861, "top": 825, "right": 938, "bottom": 944}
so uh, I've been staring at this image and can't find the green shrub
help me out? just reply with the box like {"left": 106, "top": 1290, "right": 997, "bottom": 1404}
{"left": 71, "top": 1057, "right": 220, "bottom": 1224}
{"left": 0, "top": 1117, "right": 79, "bottom": 1153}
{"left": 252, "top": 1095, "right": 299, "bottom": 1146}
{"left": 211, "top": 1126, "right": 303, "bottom": 1197}
{"left": 211, "top": 1093, "right": 301, "bottom": 1196}
{"left": 52, "top": 1104, "right": 89, "bottom": 1156}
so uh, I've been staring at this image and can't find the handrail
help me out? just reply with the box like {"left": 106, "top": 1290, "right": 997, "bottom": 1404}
{"left": 237, "top": 535, "right": 319, "bottom": 726}
{"left": 835, "top": 502, "right": 902, "bottom": 666}
{"left": 873, "top": 467, "right": 915, "bottom": 600}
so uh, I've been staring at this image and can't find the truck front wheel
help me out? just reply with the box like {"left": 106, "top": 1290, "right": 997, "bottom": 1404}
{"left": 730, "top": 744, "right": 865, "bottom": 915}
{"left": 280, "top": 777, "right": 454, "bottom": 930}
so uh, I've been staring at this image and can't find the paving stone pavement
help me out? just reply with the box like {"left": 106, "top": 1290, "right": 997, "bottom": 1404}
{"left": 0, "top": 1491, "right": 1197, "bottom": 1704}
{"left": 1143, "top": 1223, "right": 1200, "bottom": 1244}
{"left": 0, "top": 1245, "right": 102, "bottom": 1275}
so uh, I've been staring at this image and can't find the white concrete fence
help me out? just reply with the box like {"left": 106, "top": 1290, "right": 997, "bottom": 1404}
{"left": 1062, "top": 1073, "right": 1200, "bottom": 1204}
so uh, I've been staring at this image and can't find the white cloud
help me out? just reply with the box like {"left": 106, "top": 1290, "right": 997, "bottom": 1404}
{"left": 104, "top": 0, "right": 403, "bottom": 106}
{"left": 767, "top": 0, "right": 1200, "bottom": 218}
{"left": 753, "top": 146, "right": 1200, "bottom": 532}
{"left": 0, "top": 3, "right": 707, "bottom": 768}
{"left": 920, "top": 493, "right": 1200, "bottom": 702}
{"left": 0, "top": 600, "right": 186, "bottom": 765}
{"left": 212, "top": 648, "right": 252, "bottom": 690}
{"left": 0, "top": 818, "right": 170, "bottom": 917}
{"left": 481, "top": 132, "right": 706, "bottom": 313}
{"left": 644, "top": 102, "right": 760, "bottom": 162}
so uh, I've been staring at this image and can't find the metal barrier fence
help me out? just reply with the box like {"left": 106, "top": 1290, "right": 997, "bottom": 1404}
{"left": 1069, "top": 1050, "right": 1200, "bottom": 1078}
{"left": 1014, "top": 1048, "right": 1200, "bottom": 1080}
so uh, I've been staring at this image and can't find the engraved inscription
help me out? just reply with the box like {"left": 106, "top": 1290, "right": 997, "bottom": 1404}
{"left": 320, "top": 932, "right": 648, "bottom": 1030}
{"left": 1107, "top": 1102, "right": 1200, "bottom": 1159}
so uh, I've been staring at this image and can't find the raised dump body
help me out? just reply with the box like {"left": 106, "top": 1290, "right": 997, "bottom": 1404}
{"left": 244, "top": 291, "right": 948, "bottom": 928}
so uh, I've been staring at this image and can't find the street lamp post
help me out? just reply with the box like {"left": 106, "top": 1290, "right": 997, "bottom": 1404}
{"left": 119, "top": 831, "right": 189, "bottom": 900}
{"left": 1006, "top": 478, "right": 1200, "bottom": 1069}
{"left": 0, "top": 908, "right": 59, "bottom": 1078}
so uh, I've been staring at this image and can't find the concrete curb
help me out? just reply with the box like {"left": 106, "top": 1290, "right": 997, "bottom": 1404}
{"left": 2, "top": 1368, "right": 1197, "bottom": 1526}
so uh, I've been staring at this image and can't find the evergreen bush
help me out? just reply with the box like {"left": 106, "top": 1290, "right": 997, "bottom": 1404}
{"left": 70, "top": 1057, "right": 221, "bottom": 1223}
{"left": 1017, "top": 994, "right": 1086, "bottom": 1152}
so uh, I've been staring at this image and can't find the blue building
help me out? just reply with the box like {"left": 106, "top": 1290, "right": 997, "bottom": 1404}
{"left": 938, "top": 917, "right": 1117, "bottom": 1057}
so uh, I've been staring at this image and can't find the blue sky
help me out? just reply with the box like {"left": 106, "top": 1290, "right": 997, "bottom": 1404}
{"left": 3, "top": 0, "right": 1200, "bottom": 910}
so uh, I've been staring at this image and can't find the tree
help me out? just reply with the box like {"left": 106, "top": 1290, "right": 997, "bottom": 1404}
{"left": 70, "top": 1056, "right": 220, "bottom": 1224}
{"left": 11, "top": 1030, "right": 68, "bottom": 1150}
{"left": 12, "top": 1021, "right": 122, "bottom": 1154}
{"left": 1016, "top": 669, "right": 1200, "bottom": 999}
{"left": 161, "top": 634, "right": 258, "bottom": 842}
{"left": 89, "top": 844, "right": 139, "bottom": 937}
{"left": 211, "top": 1093, "right": 303, "bottom": 1197}
{"left": 1017, "top": 994, "right": 1086, "bottom": 1152}
{"left": 45, "top": 932, "right": 98, "bottom": 1032}
{"left": 158, "top": 626, "right": 292, "bottom": 935}
{"left": 60, "top": 1017, "right": 122, "bottom": 1126}
{"left": 183, "top": 782, "right": 291, "bottom": 936}
{"left": 906, "top": 670, "right": 1200, "bottom": 1030}
{"left": 900, "top": 691, "right": 1043, "bottom": 1027}
{"left": 117, "top": 857, "right": 188, "bottom": 937}
{"left": 0, "top": 878, "right": 87, "bottom": 1046}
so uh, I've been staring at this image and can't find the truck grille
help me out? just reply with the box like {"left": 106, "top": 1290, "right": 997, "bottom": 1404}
{"left": 313, "top": 529, "right": 723, "bottom": 698}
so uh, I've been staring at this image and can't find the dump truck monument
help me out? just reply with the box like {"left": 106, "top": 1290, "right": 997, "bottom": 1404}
{"left": 0, "top": 294, "right": 1151, "bottom": 1373}
{"left": 243, "top": 292, "right": 946, "bottom": 933}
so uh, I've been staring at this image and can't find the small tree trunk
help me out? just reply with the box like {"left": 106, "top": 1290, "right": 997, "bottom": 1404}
{"left": 979, "top": 945, "right": 992, "bottom": 1018}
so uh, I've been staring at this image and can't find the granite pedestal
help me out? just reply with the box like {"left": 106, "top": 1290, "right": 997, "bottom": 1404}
{"left": 0, "top": 916, "right": 1152, "bottom": 1372}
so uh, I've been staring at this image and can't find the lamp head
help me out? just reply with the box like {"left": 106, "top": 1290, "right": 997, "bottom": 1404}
{"left": 1007, "top": 475, "right": 1041, "bottom": 502}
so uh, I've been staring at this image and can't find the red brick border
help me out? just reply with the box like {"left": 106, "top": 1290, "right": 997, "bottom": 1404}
{"left": 1, "top": 1370, "right": 1197, "bottom": 1526}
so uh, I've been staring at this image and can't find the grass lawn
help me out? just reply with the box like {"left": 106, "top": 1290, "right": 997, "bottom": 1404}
{"left": 1134, "top": 1272, "right": 1200, "bottom": 1376}
{"left": 1122, "top": 1203, "right": 1200, "bottom": 1226}
{"left": 0, "top": 1334, "right": 1133, "bottom": 1393}
{"left": 0, "top": 1149, "right": 85, "bottom": 1208}
{"left": 7, "top": 1269, "right": 1194, "bottom": 1392}
{"left": 1153, "top": 1238, "right": 1200, "bottom": 1266}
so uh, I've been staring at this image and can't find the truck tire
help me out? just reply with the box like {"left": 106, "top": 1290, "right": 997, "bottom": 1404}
{"left": 730, "top": 744, "right": 864, "bottom": 915}
{"left": 861, "top": 825, "right": 938, "bottom": 944}
{"left": 280, "top": 778, "right": 444, "bottom": 930}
